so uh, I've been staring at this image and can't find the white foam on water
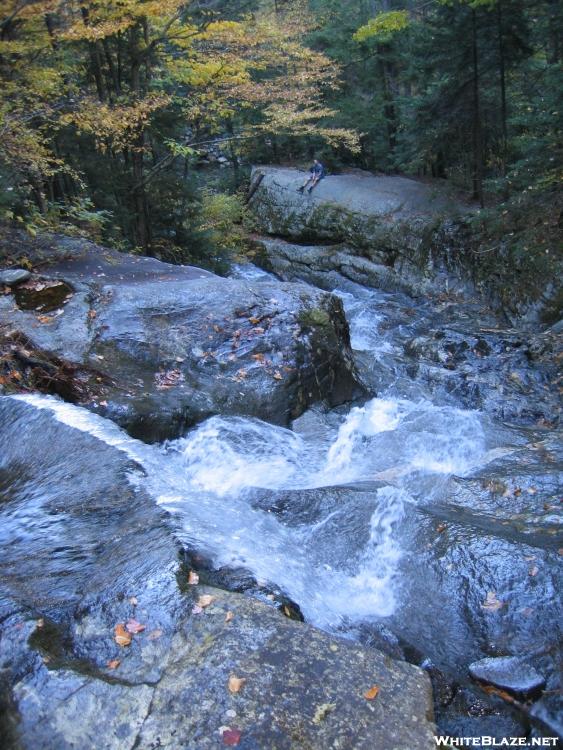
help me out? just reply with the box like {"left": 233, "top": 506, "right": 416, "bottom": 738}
{"left": 12, "top": 385, "right": 488, "bottom": 628}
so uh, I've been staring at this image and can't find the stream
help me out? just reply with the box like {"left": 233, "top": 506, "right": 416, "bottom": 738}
{"left": 3, "top": 263, "right": 561, "bottom": 740}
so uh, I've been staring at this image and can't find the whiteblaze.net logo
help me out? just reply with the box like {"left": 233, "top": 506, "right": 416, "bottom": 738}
{"left": 434, "top": 737, "right": 560, "bottom": 747}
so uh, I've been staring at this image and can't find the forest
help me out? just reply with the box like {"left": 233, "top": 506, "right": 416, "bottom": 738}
{"left": 0, "top": 0, "right": 561, "bottom": 270}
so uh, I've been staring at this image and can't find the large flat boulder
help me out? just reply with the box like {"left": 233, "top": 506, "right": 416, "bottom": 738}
{"left": 0, "top": 397, "right": 436, "bottom": 750}
{"left": 0, "top": 233, "right": 362, "bottom": 440}
{"left": 248, "top": 166, "right": 467, "bottom": 254}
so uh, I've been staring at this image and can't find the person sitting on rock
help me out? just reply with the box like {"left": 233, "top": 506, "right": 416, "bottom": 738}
{"left": 298, "top": 159, "right": 326, "bottom": 194}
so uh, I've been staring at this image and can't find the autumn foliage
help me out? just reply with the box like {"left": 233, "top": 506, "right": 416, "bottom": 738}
{"left": 0, "top": 0, "right": 357, "bottom": 251}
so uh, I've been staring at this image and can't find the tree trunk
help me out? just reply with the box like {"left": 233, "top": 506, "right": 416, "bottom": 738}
{"left": 377, "top": 51, "right": 398, "bottom": 165}
{"left": 471, "top": 9, "right": 484, "bottom": 208}
{"left": 497, "top": 1, "right": 508, "bottom": 189}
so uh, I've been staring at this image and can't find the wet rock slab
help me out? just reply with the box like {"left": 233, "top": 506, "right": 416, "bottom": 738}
{"left": 0, "top": 233, "right": 362, "bottom": 440}
{"left": 468, "top": 656, "right": 545, "bottom": 698}
{"left": 0, "top": 397, "right": 436, "bottom": 750}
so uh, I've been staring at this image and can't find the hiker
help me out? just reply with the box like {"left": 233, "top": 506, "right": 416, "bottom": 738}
{"left": 297, "top": 159, "right": 325, "bottom": 194}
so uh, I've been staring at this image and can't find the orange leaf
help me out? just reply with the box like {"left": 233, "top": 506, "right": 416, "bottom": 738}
{"left": 114, "top": 623, "right": 132, "bottom": 647}
{"left": 107, "top": 659, "right": 121, "bottom": 670}
{"left": 225, "top": 611, "right": 234, "bottom": 623}
{"left": 364, "top": 685, "right": 380, "bottom": 700}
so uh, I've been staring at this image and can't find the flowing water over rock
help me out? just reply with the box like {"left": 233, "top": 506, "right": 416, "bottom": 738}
{"left": 2, "top": 260, "right": 561, "bottom": 744}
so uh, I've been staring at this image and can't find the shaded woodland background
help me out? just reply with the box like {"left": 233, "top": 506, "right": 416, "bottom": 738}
{"left": 0, "top": 0, "right": 561, "bottom": 273}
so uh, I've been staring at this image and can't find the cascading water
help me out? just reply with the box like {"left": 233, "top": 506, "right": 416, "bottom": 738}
{"left": 16, "top": 274, "right": 491, "bottom": 630}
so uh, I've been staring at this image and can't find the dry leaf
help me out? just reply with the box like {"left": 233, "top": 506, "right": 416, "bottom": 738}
{"left": 197, "top": 594, "right": 215, "bottom": 609}
{"left": 436, "top": 523, "right": 447, "bottom": 533}
{"left": 249, "top": 316, "right": 261, "bottom": 324}
{"left": 107, "top": 659, "right": 121, "bottom": 670}
{"left": 228, "top": 675, "right": 246, "bottom": 694}
{"left": 364, "top": 685, "right": 380, "bottom": 700}
{"left": 125, "top": 618, "right": 146, "bottom": 634}
{"left": 188, "top": 570, "right": 200, "bottom": 585}
{"left": 481, "top": 591, "right": 504, "bottom": 612}
{"left": 225, "top": 611, "right": 234, "bottom": 623}
{"left": 273, "top": 370, "right": 283, "bottom": 380}
{"left": 222, "top": 728, "right": 242, "bottom": 746}
{"left": 114, "top": 623, "right": 132, "bottom": 647}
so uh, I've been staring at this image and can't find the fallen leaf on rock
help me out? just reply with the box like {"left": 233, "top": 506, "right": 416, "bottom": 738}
{"left": 107, "top": 659, "right": 121, "bottom": 670}
{"left": 364, "top": 685, "right": 380, "bottom": 701}
{"left": 125, "top": 618, "right": 146, "bottom": 634}
{"left": 197, "top": 594, "right": 215, "bottom": 609}
{"left": 312, "top": 703, "right": 336, "bottom": 724}
{"left": 147, "top": 629, "right": 163, "bottom": 641}
{"left": 129, "top": 596, "right": 138, "bottom": 606}
{"left": 225, "top": 611, "right": 234, "bottom": 623}
{"left": 481, "top": 591, "right": 504, "bottom": 612}
{"left": 188, "top": 570, "right": 199, "bottom": 585}
{"left": 222, "top": 728, "right": 242, "bottom": 746}
{"left": 36, "top": 315, "right": 53, "bottom": 324}
{"left": 114, "top": 623, "right": 132, "bottom": 647}
{"left": 87, "top": 310, "right": 97, "bottom": 320}
{"left": 155, "top": 369, "right": 183, "bottom": 389}
{"left": 251, "top": 353, "right": 265, "bottom": 362}
{"left": 273, "top": 370, "right": 283, "bottom": 380}
{"left": 249, "top": 316, "right": 261, "bottom": 324}
{"left": 228, "top": 675, "right": 246, "bottom": 694}
{"left": 436, "top": 523, "right": 447, "bottom": 533}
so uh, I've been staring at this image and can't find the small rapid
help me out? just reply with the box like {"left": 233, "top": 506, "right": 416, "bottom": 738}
{"left": 12, "top": 271, "right": 518, "bottom": 635}
{"left": 16, "top": 373, "right": 488, "bottom": 629}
